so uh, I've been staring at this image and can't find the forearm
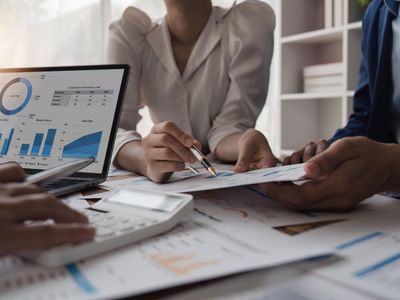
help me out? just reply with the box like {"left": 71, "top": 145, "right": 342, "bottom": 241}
{"left": 214, "top": 132, "right": 243, "bottom": 162}
{"left": 115, "top": 141, "right": 147, "bottom": 176}
{"left": 384, "top": 143, "right": 400, "bottom": 192}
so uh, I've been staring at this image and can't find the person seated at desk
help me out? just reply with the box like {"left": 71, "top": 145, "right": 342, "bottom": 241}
{"left": 0, "top": 163, "right": 94, "bottom": 257}
{"left": 108, "top": 0, "right": 277, "bottom": 183}
{"left": 262, "top": 0, "right": 400, "bottom": 211}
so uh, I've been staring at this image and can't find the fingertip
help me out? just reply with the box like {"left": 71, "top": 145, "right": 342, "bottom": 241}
{"left": 75, "top": 226, "right": 96, "bottom": 240}
{"left": 304, "top": 161, "right": 321, "bottom": 178}
{"left": 66, "top": 207, "right": 89, "bottom": 224}
{"left": 84, "top": 226, "right": 96, "bottom": 237}
{"left": 185, "top": 137, "right": 193, "bottom": 147}
{"left": 234, "top": 165, "right": 246, "bottom": 173}
{"left": 78, "top": 213, "right": 90, "bottom": 224}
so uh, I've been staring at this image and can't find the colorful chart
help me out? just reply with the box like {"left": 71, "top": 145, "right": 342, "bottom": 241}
{"left": 62, "top": 131, "right": 102, "bottom": 159}
{"left": 0, "top": 78, "right": 32, "bottom": 115}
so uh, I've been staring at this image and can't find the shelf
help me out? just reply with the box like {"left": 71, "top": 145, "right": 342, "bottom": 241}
{"left": 279, "top": 0, "right": 362, "bottom": 155}
{"left": 281, "top": 93, "right": 344, "bottom": 101}
{"left": 281, "top": 27, "right": 343, "bottom": 45}
{"left": 347, "top": 21, "right": 362, "bottom": 31}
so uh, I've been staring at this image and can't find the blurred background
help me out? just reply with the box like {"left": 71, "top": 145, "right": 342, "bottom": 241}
{"left": 0, "top": 0, "right": 282, "bottom": 155}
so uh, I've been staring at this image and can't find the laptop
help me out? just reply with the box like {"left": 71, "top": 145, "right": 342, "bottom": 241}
{"left": 0, "top": 64, "right": 129, "bottom": 196}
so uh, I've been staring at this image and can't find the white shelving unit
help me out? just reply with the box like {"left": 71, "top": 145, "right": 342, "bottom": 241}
{"left": 277, "top": 0, "right": 365, "bottom": 157}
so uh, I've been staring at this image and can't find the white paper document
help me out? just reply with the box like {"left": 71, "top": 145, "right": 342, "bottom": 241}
{"left": 104, "top": 163, "right": 306, "bottom": 193}
{"left": 164, "top": 267, "right": 374, "bottom": 300}
{"left": 2, "top": 189, "right": 398, "bottom": 300}
{"left": 0, "top": 187, "right": 332, "bottom": 300}
{"left": 303, "top": 217, "right": 400, "bottom": 300}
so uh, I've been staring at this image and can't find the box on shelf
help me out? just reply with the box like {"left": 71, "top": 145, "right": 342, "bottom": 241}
{"left": 304, "top": 75, "right": 343, "bottom": 87}
{"left": 303, "top": 62, "right": 344, "bottom": 94}
{"left": 303, "top": 62, "right": 343, "bottom": 77}
{"left": 304, "top": 85, "right": 343, "bottom": 93}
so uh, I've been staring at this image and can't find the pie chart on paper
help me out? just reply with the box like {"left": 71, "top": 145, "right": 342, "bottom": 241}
{"left": 0, "top": 78, "right": 32, "bottom": 115}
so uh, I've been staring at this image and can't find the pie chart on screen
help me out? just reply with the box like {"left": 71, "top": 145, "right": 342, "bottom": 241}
{"left": 0, "top": 78, "right": 32, "bottom": 115}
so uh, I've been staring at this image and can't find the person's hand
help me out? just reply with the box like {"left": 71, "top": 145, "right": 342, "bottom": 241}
{"left": 0, "top": 183, "right": 95, "bottom": 257}
{"left": 234, "top": 129, "right": 278, "bottom": 173}
{"left": 142, "top": 121, "right": 200, "bottom": 183}
{"left": 283, "top": 140, "right": 329, "bottom": 165}
{"left": 0, "top": 162, "right": 26, "bottom": 183}
{"left": 260, "top": 137, "right": 396, "bottom": 212}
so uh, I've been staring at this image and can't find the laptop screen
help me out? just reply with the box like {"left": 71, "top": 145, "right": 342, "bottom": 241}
{"left": 0, "top": 65, "right": 128, "bottom": 176}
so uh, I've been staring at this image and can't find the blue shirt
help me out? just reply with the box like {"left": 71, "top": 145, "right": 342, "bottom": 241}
{"left": 391, "top": 2, "right": 400, "bottom": 142}
{"left": 330, "top": 0, "right": 399, "bottom": 144}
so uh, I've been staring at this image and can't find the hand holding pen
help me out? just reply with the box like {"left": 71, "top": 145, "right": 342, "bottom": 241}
{"left": 142, "top": 121, "right": 205, "bottom": 183}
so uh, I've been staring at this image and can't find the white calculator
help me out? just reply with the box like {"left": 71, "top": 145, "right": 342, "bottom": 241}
{"left": 20, "top": 189, "right": 193, "bottom": 267}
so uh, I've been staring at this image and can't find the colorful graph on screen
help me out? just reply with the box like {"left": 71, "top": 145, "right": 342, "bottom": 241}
{"left": 62, "top": 131, "right": 102, "bottom": 159}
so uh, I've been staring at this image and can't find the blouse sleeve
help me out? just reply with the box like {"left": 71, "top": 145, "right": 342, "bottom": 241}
{"left": 107, "top": 7, "right": 151, "bottom": 163}
{"left": 207, "top": 0, "right": 275, "bottom": 153}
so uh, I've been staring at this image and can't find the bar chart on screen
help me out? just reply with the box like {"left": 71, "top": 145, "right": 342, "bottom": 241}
{"left": 0, "top": 118, "right": 103, "bottom": 169}
{"left": 16, "top": 128, "right": 57, "bottom": 157}
{"left": 0, "top": 128, "right": 15, "bottom": 156}
{"left": 0, "top": 68, "right": 123, "bottom": 174}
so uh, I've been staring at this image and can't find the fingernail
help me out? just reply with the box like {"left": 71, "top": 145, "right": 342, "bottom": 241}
{"left": 185, "top": 138, "right": 193, "bottom": 147}
{"left": 234, "top": 165, "right": 243, "bottom": 172}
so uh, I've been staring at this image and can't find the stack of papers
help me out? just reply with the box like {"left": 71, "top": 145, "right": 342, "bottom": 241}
{"left": 1, "top": 187, "right": 333, "bottom": 300}
{"left": 104, "top": 163, "right": 306, "bottom": 193}
{"left": 2, "top": 163, "right": 400, "bottom": 299}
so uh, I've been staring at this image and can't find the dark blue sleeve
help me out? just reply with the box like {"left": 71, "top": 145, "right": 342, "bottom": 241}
{"left": 329, "top": 8, "right": 373, "bottom": 144}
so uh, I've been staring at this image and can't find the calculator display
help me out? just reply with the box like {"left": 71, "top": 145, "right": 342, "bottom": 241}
{"left": 105, "top": 190, "right": 183, "bottom": 213}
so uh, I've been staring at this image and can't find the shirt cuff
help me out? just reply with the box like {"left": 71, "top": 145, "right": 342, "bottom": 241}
{"left": 111, "top": 130, "right": 143, "bottom": 166}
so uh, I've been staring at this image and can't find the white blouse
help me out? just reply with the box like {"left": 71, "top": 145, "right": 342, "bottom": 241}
{"left": 108, "top": 0, "right": 275, "bottom": 160}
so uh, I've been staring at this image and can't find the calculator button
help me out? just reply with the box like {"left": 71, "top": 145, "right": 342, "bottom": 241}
{"left": 96, "top": 228, "right": 115, "bottom": 238}
{"left": 115, "top": 223, "right": 135, "bottom": 232}
{"left": 105, "top": 215, "right": 117, "bottom": 221}
{"left": 103, "top": 220, "right": 118, "bottom": 227}
{"left": 132, "top": 221, "right": 146, "bottom": 227}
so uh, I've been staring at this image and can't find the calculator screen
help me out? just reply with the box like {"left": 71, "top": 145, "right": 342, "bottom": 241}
{"left": 105, "top": 190, "right": 183, "bottom": 213}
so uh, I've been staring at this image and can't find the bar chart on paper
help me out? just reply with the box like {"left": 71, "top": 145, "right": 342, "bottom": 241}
{"left": 314, "top": 230, "right": 400, "bottom": 300}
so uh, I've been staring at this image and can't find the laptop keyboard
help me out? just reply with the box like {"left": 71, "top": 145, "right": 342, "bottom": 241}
{"left": 42, "top": 178, "right": 84, "bottom": 191}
